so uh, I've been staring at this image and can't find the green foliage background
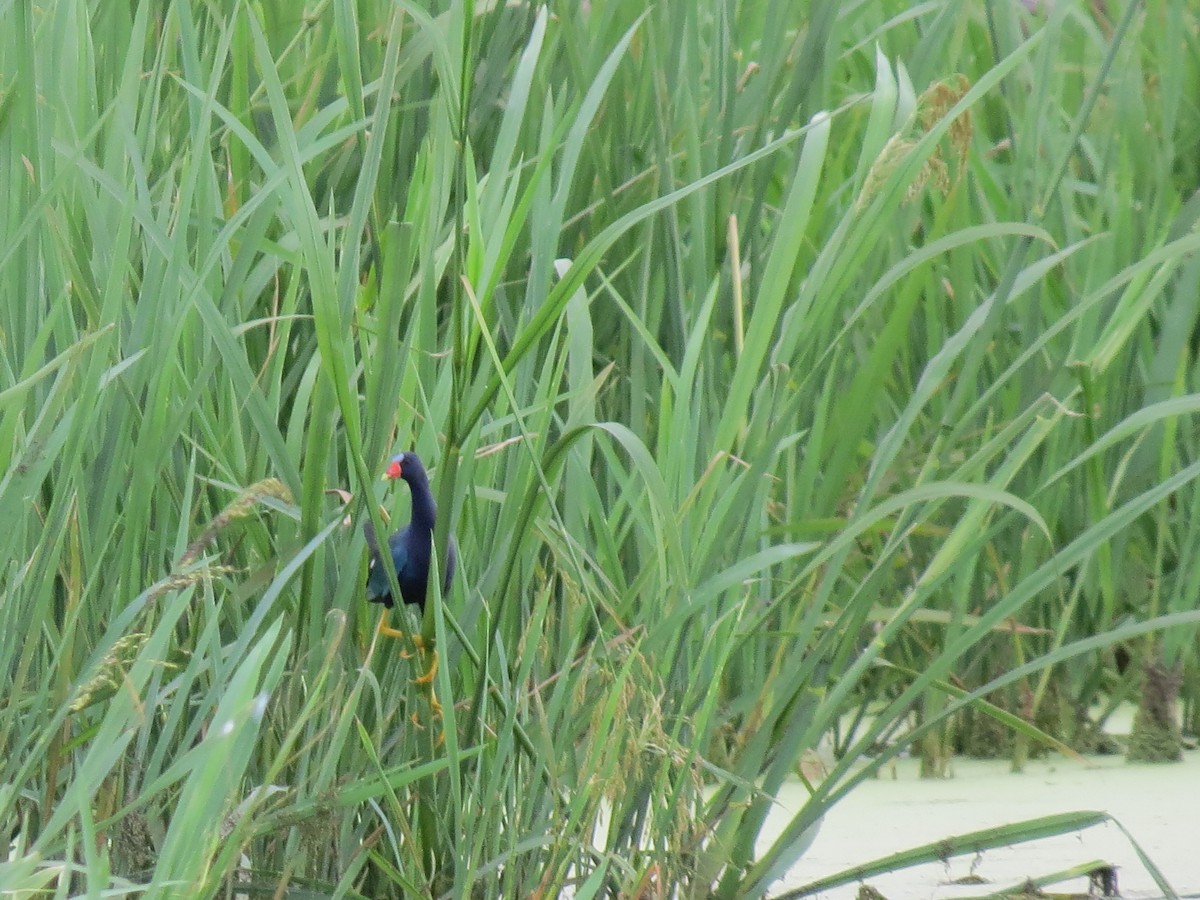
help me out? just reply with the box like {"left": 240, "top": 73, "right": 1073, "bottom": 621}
{"left": 3, "top": 0, "right": 1200, "bottom": 896}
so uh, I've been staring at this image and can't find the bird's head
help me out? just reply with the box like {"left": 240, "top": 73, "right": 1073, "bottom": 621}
{"left": 385, "top": 451, "right": 428, "bottom": 483}
{"left": 384, "top": 452, "right": 406, "bottom": 480}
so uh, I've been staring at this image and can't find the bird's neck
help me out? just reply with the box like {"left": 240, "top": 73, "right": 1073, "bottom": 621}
{"left": 408, "top": 474, "right": 437, "bottom": 532}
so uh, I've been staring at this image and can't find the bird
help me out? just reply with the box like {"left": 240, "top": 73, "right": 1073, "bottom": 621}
{"left": 364, "top": 451, "right": 457, "bottom": 686}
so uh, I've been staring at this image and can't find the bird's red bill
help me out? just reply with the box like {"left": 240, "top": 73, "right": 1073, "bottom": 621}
{"left": 386, "top": 459, "right": 403, "bottom": 479}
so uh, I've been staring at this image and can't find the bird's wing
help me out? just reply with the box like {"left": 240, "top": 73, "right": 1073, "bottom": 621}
{"left": 365, "top": 526, "right": 410, "bottom": 601}
{"left": 387, "top": 529, "right": 411, "bottom": 579}
{"left": 365, "top": 549, "right": 389, "bottom": 601}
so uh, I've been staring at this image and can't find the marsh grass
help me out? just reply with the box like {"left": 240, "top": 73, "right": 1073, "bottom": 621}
{"left": 2, "top": 1, "right": 1200, "bottom": 897}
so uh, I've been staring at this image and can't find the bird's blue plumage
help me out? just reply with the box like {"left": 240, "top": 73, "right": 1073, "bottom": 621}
{"left": 365, "top": 452, "right": 457, "bottom": 611}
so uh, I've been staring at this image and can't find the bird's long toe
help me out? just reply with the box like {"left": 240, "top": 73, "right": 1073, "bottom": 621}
{"left": 376, "top": 612, "right": 426, "bottom": 648}
{"left": 411, "top": 648, "right": 438, "bottom": 686}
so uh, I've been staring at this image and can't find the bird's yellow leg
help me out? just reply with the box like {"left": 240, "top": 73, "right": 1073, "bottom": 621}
{"left": 425, "top": 685, "right": 443, "bottom": 718}
{"left": 417, "top": 656, "right": 443, "bottom": 748}
{"left": 376, "top": 611, "right": 439, "bottom": 689}
{"left": 412, "top": 647, "right": 438, "bottom": 685}
{"left": 376, "top": 610, "right": 425, "bottom": 650}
